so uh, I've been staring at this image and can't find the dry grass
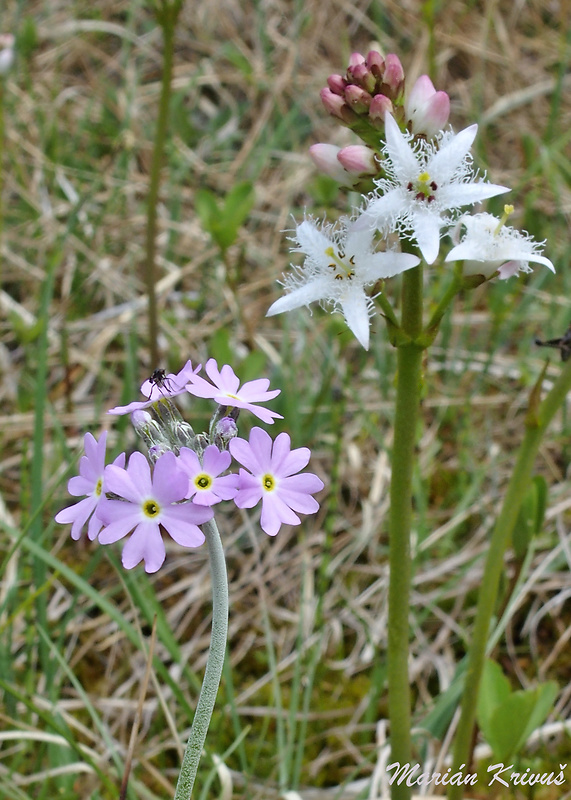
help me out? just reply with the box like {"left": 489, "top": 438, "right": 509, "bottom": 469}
{"left": 1, "top": 0, "right": 571, "bottom": 798}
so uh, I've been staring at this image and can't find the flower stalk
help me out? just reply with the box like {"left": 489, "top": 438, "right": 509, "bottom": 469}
{"left": 448, "top": 355, "right": 571, "bottom": 799}
{"left": 174, "top": 517, "right": 228, "bottom": 800}
{"left": 386, "top": 264, "right": 425, "bottom": 800}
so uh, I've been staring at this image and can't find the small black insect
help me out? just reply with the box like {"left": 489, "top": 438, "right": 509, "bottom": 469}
{"left": 149, "top": 368, "right": 169, "bottom": 388}
{"left": 535, "top": 323, "right": 571, "bottom": 362}
{"left": 145, "top": 368, "right": 174, "bottom": 398}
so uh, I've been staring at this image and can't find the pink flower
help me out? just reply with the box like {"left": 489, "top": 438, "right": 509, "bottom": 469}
{"left": 108, "top": 360, "right": 201, "bottom": 416}
{"left": 229, "top": 427, "right": 324, "bottom": 536}
{"left": 177, "top": 445, "right": 240, "bottom": 505}
{"left": 405, "top": 75, "right": 450, "bottom": 138}
{"left": 55, "top": 432, "right": 125, "bottom": 541}
{"left": 97, "top": 451, "right": 212, "bottom": 573}
{"left": 185, "top": 358, "right": 282, "bottom": 424}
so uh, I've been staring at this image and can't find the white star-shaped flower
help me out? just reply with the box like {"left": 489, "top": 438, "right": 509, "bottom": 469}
{"left": 357, "top": 113, "right": 510, "bottom": 265}
{"left": 266, "top": 217, "right": 419, "bottom": 350}
{"left": 445, "top": 211, "right": 555, "bottom": 279}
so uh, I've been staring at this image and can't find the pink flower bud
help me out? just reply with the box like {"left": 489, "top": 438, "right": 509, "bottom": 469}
{"left": 320, "top": 87, "right": 347, "bottom": 119}
{"left": 383, "top": 54, "right": 405, "bottom": 95}
{"left": 327, "top": 73, "right": 347, "bottom": 96}
{"left": 309, "top": 143, "right": 349, "bottom": 184}
{"left": 348, "top": 52, "right": 366, "bottom": 68}
{"left": 369, "top": 94, "right": 394, "bottom": 122}
{"left": 349, "top": 62, "right": 376, "bottom": 93}
{"left": 337, "top": 145, "right": 379, "bottom": 176}
{"left": 405, "top": 75, "right": 450, "bottom": 137}
{"left": 344, "top": 84, "right": 372, "bottom": 113}
{"left": 320, "top": 88, "right": 358, "bottom": 126}
{"left": 366, "top": 50, "right": 385, "bottom": 78}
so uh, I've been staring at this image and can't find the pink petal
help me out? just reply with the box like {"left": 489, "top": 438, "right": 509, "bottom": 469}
{"left": 122, "top": 522, "right": 165, "bottom": 573}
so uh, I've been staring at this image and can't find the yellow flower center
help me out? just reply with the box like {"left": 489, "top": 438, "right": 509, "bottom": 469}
{"left": 408, "top": 170, "right": 438, "bottom": 202}
{"left": 262, "top": 473, "right": 276, "bottom": 492}
{"left": 324, "top": 246, "right": 355, "bottom": 281}
{"left": 143, "top": 499, "right": 161, "bottom": 518}
{"left": 95, "top": 478, "right": 103, "bottom": 497}
{"left": 194, "top": 473, "right": 212, "bottom": 491}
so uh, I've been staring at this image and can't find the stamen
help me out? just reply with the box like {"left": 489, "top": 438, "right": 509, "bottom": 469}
{"left": 494, "top": 204, "right": 515, "bottom": 236}
{"left": 409, "top": 170, "right": 438, "bottom": 202}
{"left": 324, "top": 246, "right": 357, "bottom": 280}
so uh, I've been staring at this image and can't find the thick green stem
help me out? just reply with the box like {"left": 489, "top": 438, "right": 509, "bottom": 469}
{"left": 448, "top": 357, "right": 571, "bottom": 799}
{"left": 174, "top": 517, "right": 228, "bottom": 800}
{"left": 387, "top": 265, "right": 424, "bottom": 800}
{"left": 145, "top": 2, "right": 182, "bottom": 366}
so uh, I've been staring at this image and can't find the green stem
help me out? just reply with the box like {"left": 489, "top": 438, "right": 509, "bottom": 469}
{"left": 425, "top": 273, "right": 461, "bottom": 340}
{"left": 145, "top": 1, "right": 183, "bottom": 367}
{"left": 448, "top": 356, "right": 571, "bottom": 799}
{"left": 173, "top": 517, "right": 228, "bottom": 800}
{"left": 387, "top": 265, "right": 424, "bottom": 800}
{"left": 0, "top": 79, "right": 5, "bottom": 281}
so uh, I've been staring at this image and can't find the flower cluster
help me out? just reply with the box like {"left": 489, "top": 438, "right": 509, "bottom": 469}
{"left": 268, "top": 51, "right": 554, "bottom": 349}
{"left": 56, "top": 359, "right": 324, "bottom": 573}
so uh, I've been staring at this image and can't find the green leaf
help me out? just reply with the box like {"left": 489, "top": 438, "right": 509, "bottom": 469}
{"left": 486, "top": 683, "right": 558, "bottom": 761}
{"left": 195, "top": 182, "right": 255, "bottom": 252}
{"left": 195, "top": 187, "right": 219, "bottom": 231}
{"left": 222, "top": 181, "right": 255, "bottom": 227}
{"left": 477, "top": 659, "right": 511, "bottom": 735}
{"left": 512, "top": 475, "right": 548, "bottom": 559}
{"left": 477, "top": 660, "right": 558, "bottom": 761}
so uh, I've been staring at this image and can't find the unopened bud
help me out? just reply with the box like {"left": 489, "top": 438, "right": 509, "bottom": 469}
{"left": 213, "top": 416, "right": 239, "bottom": 450}
{"left": 320, "top": 87, "right": 347, "bottom": 119}
{"left": 383, "top": 54, "right": 405, "bottom": 96}
{"left": 369, "top": 94, "right": 394, "bottom": 123}
{"left": 405, "top": 75, "right": 450, "bottom": 137}
{"left": 320, "top": 87, "right": 359, "bottom": 126}
{"left": 309, "top": 143, "right": 349, "bottom": 184}
{"left": 365, "top": 50, "right": 385, "bottom": 78}
{"left": 148, "top": 443, "right": 170, "bottom": 463}
{"left": 349, "top": 62, "right": 376, "bottom": 93}
{"left": 337, "top": 145, "right": 379, "bottom": 176}
{"left": 327, "top": 73, "right": 347, "bottom": 95}
{"left": 347, "top": 52, "right": 366, "bottom": 69}
{"left": 344, "top": 84, "right": 372, "bottom": 113}
{"left": 172, "top": 420, "right": 196, "bottom": 448}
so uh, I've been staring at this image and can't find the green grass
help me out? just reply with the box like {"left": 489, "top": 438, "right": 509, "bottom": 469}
{"left": 1, "top": 0, "right": 571, "bottom": 798}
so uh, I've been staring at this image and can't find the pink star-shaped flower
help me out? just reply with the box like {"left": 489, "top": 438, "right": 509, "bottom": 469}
{"left": 185, "top": 359, "right": 282, "bottom": 424}
{"left": 230, "top": 427, "right": 324, "bottom": 536}
{"left": 97, "top": 451, "right": 212, "bottom": 573}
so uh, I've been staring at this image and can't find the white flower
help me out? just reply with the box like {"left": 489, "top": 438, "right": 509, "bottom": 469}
{"left": 0, "top": 34, "right": 14, "bottom": 76}
{"left": 357, "top": 113, "right": 510, "bottom": 265}
{"left": 445, "top": 211, "right": 555, "bottom": 279}
{"left": 267, "top": 217, "right": 419, "bottom": 350}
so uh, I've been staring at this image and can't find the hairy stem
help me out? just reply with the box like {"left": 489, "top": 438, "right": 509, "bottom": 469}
{"left": 173, "top": 517, "right": 228, "bottom": 800}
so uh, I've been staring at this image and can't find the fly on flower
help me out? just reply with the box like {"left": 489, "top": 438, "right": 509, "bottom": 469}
{"left": 146, "top": 368, "right": 174, "bottom": 398}
{"left": 149, "top": 368, "right": 170, "bottom": 390}
{"left": 535, "top": 324, "right": 571, "bottom": 362}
